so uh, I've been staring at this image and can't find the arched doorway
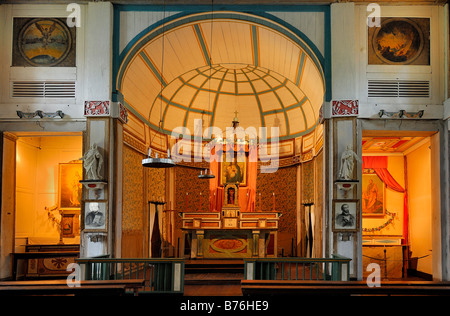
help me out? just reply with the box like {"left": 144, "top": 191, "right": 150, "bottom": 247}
{"left": 116, "top": 11, "right": 328, "bottom": 259}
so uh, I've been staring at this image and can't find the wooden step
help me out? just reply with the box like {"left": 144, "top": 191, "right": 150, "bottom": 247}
{"left": 185, "top": 259, "right": 245, "bottom": 274}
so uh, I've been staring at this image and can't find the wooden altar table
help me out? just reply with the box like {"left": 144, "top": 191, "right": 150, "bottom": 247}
{"left": 180, "top": 211, "right": 281, "bottom": 259}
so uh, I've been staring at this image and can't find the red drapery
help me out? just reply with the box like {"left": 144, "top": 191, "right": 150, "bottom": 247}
{"left": 362, "top": 156, "right": 409, "bottom": 243}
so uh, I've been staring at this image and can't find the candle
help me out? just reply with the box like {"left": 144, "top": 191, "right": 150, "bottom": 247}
{"left": 272, "top": 192, "right": 275, "bottom": 211}
{"left": 259, "top": 193, "right": 261, "bottom": 212}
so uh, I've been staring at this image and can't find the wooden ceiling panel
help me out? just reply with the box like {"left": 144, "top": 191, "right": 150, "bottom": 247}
{"left": 362, "top": 136, "right": 427, "bottom": 154}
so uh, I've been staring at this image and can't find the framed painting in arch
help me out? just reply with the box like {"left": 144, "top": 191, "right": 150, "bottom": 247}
{"left": 362, "top": 170, "right": 386, "bottom": 217}
{"left": 332, "top": 200, "right": 359, "bottom": 232}
{"left": 224, "top": 183, "right": 239, "bottom": 207}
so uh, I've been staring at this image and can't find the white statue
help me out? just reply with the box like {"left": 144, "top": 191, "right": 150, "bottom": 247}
{"left": 81, "top": 143, "right": 103, "bottom": 180}
{"left": 338, "top": 145, "right": 362, "bottom": 180}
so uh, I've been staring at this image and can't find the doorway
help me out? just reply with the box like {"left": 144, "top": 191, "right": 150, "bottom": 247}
{"left": 361, "top": 130, "right": 435, "bottom": 280}
{"left": 13, "top": 132, "right": 83, "bottom": 279}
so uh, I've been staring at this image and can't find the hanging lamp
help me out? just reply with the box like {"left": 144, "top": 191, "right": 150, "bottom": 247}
{"left": 198, "top": 168, "right": 215, "bottom": 179}
{"left": 142, "top": 1, "right": 175, "bottom": 169}
{"left": 198, "top": 1, "right": 215, "bottom": 179}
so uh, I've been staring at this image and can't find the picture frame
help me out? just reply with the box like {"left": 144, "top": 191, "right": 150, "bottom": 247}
{"left": 332, "top": 200, "right": 359, "bottom": 232}
{"left": 61, "top": 210, "right": 80, "bottom": 238}
{"left": 368, "top": 17, "right": 430, "bottom": 66}
{"left": 220, "top": 154, "right": 247, "bottom": 186}
{"left": 362, "top": 170, "right": 386, "bottom": 217}
{"left": 13, "top": 17, "right": 76, "bottom": 67}
{"left": 224, "top": 183, "right": 239, "bottom": 207}
{"left": 58, "top": 162, "right": 83, "bottom": 211}
{"left": 84, "top": 201, "right": 107, "bottom": 232}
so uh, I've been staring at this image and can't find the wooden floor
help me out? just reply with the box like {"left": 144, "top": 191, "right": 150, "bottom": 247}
{"left": 182, "top": 259, "right": 432, "bottom": 296}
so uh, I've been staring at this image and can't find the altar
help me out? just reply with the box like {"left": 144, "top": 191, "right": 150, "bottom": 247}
{"left": 180, "top": 184, "right": 281, "bottom": 259}
{"left": 181, "top": 211, "right": 280, "bottom": 258}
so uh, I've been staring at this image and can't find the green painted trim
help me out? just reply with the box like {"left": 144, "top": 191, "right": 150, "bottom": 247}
{"left": 251, "top": 25, "right": 259, "bottom": 67}
{"left": 193, "top": 24, "right": 212, "bottom": 66}
{"left": 139, "top": 51, "right": 167, "bottom": 87}
{"left": 295, "top": 51, "right": 305, "bottom": 86}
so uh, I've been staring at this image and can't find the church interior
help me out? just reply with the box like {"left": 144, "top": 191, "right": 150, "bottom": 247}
{"left": 0, "top": 0, "right": 449, "bottom": 298}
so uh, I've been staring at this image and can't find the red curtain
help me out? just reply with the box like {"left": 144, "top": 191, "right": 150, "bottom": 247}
{"left": 362, "top": 156, "right": 408, "bottom": 243}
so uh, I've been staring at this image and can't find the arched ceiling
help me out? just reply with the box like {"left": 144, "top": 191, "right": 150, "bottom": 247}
{"left": 118, "top": 12, "right": 325, "bottom": 141}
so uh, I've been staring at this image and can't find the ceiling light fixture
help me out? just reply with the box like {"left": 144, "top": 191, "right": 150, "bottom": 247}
{"left": 198, "top": 1, "right": 216, "bottom": 179}
{"left": 142, "top": 0, "right": 175, "bottom": 169}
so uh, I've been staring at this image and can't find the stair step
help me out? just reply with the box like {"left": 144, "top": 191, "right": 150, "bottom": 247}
{"left": 184, "top": 278, "right": 242, "bottom": 285}
{"left": 185, "top": 260, "right": 244, "bottom": 272}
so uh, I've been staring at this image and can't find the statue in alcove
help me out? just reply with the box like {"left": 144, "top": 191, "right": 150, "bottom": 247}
{"left": 338, "top": 145, "right": 362, "bottom": 180}
{"left": 81, "top": 143, "right": 103, "bottom": 180}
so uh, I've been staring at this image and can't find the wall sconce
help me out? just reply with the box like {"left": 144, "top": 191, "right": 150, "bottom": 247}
{"left": 17, "top": 110, "right": 65, "bottom": 119}
{"left": 378, "top": 109, "right": 424, "bottom": 119}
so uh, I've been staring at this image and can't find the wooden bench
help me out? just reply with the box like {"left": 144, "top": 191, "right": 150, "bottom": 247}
{"left": 0, "top": 279, "right": 145, "bottom": 296}
{"left": 241, "top": 280, "right": 450, "bottom": 296}
{"left": 11, "top": 251, "right": 80, "bottom": 280}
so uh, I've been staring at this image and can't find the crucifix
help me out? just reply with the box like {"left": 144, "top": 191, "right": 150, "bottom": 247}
{"left": 232, "top": 110, "right": 239, "bottom": 128}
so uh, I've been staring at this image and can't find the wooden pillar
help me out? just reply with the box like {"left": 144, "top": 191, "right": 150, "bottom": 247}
{"left": 252, "top": 230, "right": 260, "bottom": 257}
{"left": 81, "top": 102, "right": 127, "bottom": 258}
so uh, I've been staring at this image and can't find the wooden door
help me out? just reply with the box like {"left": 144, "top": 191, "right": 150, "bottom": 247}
{"left": 0, "top": 133, "right": 16, "bottom": 279}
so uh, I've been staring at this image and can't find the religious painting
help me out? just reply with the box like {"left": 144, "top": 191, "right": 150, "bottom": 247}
{"left": 368, "top": 18, "right": 430, "bottom": 65}
{"left": 12, "top": 18, "right": 76, "bottom": 67}
{"left": 58, "top": 162, "right": 83, "bottom": 211}
{"left": 220, "top": 157, "right": 247, "bottom": 186}
{"left": 224, "top": 183, "right": 239, "bottom": 207}
{"left": 332, "top": 200, "right": 359, "bottom": 232}
{"left": 84, "top": 201, "right": 107, "bottom": 232}
{"left": 61, "top": 210, "right": 80, "bottom": 238}
{"left": 362, "top": 171, "right": 386, "bottom": 217}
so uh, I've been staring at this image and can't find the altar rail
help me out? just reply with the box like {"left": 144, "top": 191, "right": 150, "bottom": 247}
{"left": 76, "top": 257, "right": 184, "bottom": 295}
{"left": 244, "top": 255, "right": 351, "bottom": 281}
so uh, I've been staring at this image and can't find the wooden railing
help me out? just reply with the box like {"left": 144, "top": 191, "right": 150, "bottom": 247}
{"left": 76, "top": 257, "right": 184, "bottom": 295}
{"left": 244, "top": 255, "right": 351, "bottom": 281}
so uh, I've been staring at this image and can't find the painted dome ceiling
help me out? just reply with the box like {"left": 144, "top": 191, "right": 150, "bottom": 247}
{"left": 118, "top": 12, "right": 325, "bottom": 141}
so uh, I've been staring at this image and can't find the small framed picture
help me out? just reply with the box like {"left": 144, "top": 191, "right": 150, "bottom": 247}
{"left": 84, "top": 201, "right": 107, "bottom": 232}
{"left": 332, "top": 200, "right": 359, "bottom": 232}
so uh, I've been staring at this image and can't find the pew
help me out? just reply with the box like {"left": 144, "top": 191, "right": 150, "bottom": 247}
{"left": 241, "top": 280, "right": 450, "bottom": 296}
{"left": 0, "top": 279, "right": 145, "bottom": 296}
{"left": 11, "top": 251, "right": 80, "bottom": 280}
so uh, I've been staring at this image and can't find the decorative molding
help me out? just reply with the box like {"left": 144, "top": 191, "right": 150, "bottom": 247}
{"left": 84, "top": 101, "right": 110, "bottom": 116}
{"left": 332, "top": 100, "right": 359, "bottom": 117}
{"left": 123, "top": 132, "right": 147, "bottom": 155}
{"left": 118, "top": 102, "right": 128, "bottom": 123}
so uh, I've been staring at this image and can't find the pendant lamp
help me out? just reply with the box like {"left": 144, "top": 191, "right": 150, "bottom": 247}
{"left": 142, "top": 1, "right": 174, "bottom": 169}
